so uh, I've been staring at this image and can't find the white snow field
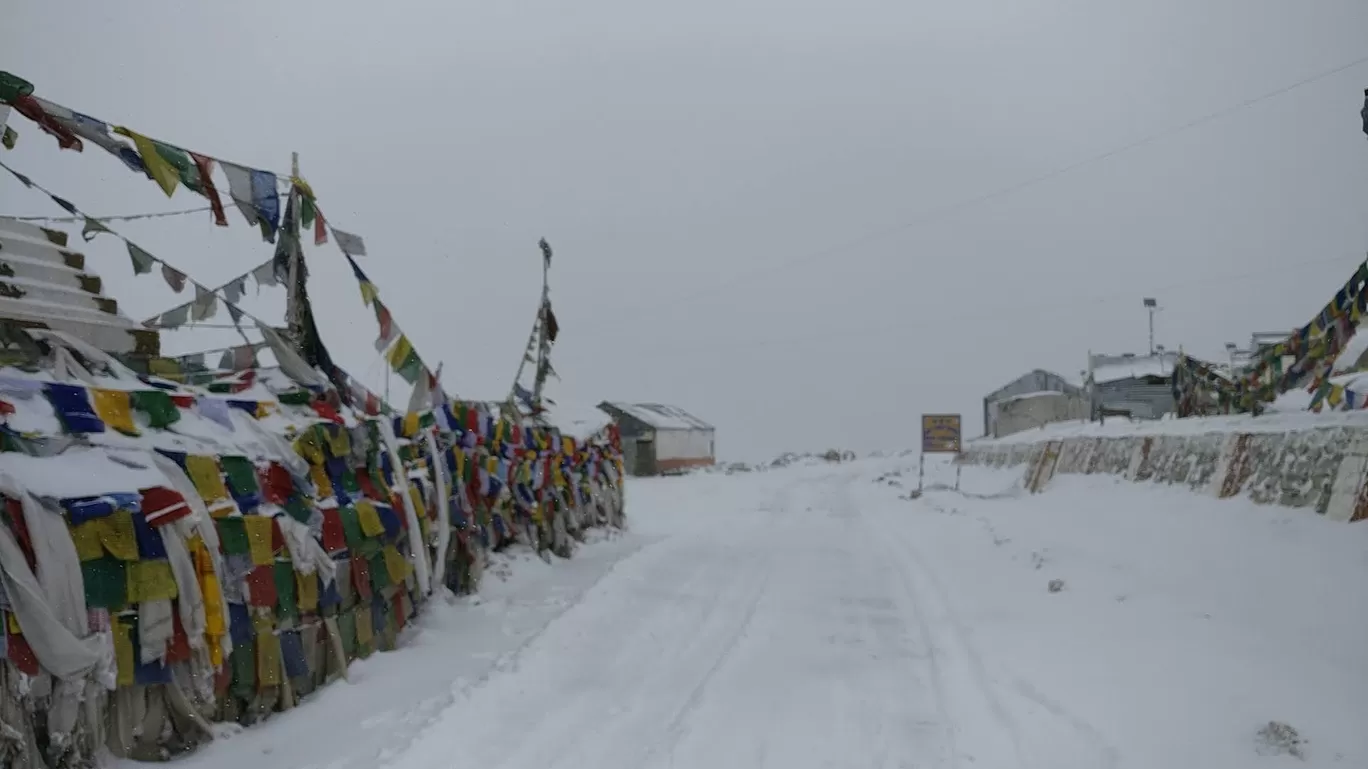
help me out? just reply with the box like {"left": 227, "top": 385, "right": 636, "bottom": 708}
{"left": 145, "top": 457, "right": 1368, "bottom": 769}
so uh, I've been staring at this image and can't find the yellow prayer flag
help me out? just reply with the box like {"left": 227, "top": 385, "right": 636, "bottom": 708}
{"left": 1328, "top": 385, "right": 1345, "bottom": 409}
{"left": 113, "top": 617, "right": 136, "bottom": 687}
{"left": 355, "top": 500, "right": 386, "bottom": 538}
{"left": 254, "top": 615, "right": 282, "bottom": 687}
{"left": 296, "top": 570, "right": 319, "bottom": 613}
{"left": 90, "top": 388, "right": 139, "bottom": 436}
{"left": 185, "top": 455, "right": 236, "bottom": 517}
{"left": 126, "top": 560, "right": 179, "bottom": 602}
{"left": 291, "top": 176, "right": 315, "bottom": 200}
{"left": 242, "top": 515, "right": 275, "bottom": 565}
{"left": 354, "top": 603, "right": 374, "bottom": 647}
{"left": 69, "top": 510, "right": 139, "bottom": 562}
{"left": 402, "top": 411, "right": 419, "bottom": 437}
{"left": 114, "top": 127, "right": 180, "bottom": 197}
{"left": 293, "top": 432, "right": 325, "bottom": 465}
{"left": 359, "top": 281, "right": 378, "bottom": 307}
{"left": 386, "top": 335, "right": 414, "bottom": 369}
{"left": 308, "top": 464, "right": 334, "bottom": 498}
{"left": 382, "top": 544, "right": 410, "bottom": 584}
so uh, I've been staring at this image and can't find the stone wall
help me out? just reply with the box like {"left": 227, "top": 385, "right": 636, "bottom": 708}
{"left": 959, "top": 426, "right": 1368, "bottom": 522}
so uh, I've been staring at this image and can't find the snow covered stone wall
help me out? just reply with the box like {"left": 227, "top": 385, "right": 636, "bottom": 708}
{"left": 959, "top": 423, "right": 1368, "bottom": 522}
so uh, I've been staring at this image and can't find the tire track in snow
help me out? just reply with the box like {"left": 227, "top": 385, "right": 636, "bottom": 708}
{"left": 410, "top": 481, "right": 788, "bottom": 769}
{"left": 844, "top": 472, "right": 1028, "bottom": 769}
{"left": 635, "top": 557, "right": 772, "bottom": 767}
{"left": 1011, "top": 679, "right": 1121, "bottom": 769}
{"left": 842, "top": 484, "right": 966, "bottom": 768}
{"left": 870, "top": 471, "right": 1123, "bottom": 768}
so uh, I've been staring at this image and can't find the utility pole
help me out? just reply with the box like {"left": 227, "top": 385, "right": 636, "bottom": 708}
{"left": 284, "top": 152, "right": 303, "bottom": 348}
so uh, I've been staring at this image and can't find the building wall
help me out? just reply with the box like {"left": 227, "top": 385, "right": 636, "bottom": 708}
{"left": 655, "top": 428, "right": 715, "bottom": 462}
{"left": 992, "top": 392, "right": 1089, "bottom": 438}
{"left": 656, "top": 456, "right": 716, "bottom": 473}
{"left": 1094, "top": 379, "right": 1174, "bottom": 420}
{"left": 983, "top": 370, "right": 1080, "bottom": 436}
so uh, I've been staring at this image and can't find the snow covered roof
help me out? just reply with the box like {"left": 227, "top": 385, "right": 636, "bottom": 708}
{"left": 543, "top": 401, "right": 614, "bottom": 441}
{"left": 602, "top": 402, "right": 712, "bottom": 431}
{"left": 998, "top": 390, "right": 1079, "bottom": 405}
{"left": 0, "top": 218, "right": 158, "bottom": 356}
{"left": 1089, "top": 353, "right": 1177, "bottom": 384}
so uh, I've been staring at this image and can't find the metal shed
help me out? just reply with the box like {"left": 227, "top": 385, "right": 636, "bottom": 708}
{"left": 981, "top": 369, "right": 1083, "bottom": 438}
{"left": 597, "top": 402, "right": 715, "bottom": 476}
{"left": 1086, "top": 352, "right": 1179, "bottom": 420}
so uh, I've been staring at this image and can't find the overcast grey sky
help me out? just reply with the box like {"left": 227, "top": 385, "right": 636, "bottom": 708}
{"left": 4, "top": 0, "right": 1368, "bottom": 459}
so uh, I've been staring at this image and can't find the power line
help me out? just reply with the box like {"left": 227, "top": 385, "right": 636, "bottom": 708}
{"left": 3, "top": 204, "right": 215, "bottom": 224}
{"left": 580, "top": 251, "right": 1366, "bottom": 361}
{"left": 585, "top": 52, "right": 1368, "bottom": 332}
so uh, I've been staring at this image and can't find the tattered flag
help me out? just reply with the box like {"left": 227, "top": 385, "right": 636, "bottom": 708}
{"left": 334, "top": 229, "right": 366, "bottom": 258}
{"left": 127, "top": 243, "right": 155, "bottom": 275}
{"left": 161, "top": 264, "right": 186, "bottom": 293}
{"left": 82, "top": 217, "right": 110, "bottom": 242}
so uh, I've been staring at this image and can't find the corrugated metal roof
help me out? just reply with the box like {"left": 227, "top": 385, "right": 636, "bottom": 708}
{"left": 1089, "top": 353, "right": 1177, "bottom": 384}
{"left": 604, "top": 402, "right": 713, "bottom": 431}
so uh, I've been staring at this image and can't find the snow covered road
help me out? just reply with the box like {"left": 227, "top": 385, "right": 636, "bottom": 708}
{"left": 158, "top": 457, "right": 1368, "bottom": 769}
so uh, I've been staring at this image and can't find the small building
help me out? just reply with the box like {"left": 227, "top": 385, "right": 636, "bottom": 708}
{"left": 982, "top": 370, "right": 1086, "bottom": 438}
{"left": 597, "top": 402, "right": 715, "bottom": 476}
{"left": 1086, "top": 351, "right": 1179, "bottom": 420}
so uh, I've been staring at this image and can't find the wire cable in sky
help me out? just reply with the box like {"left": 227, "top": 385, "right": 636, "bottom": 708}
{"left": 590, "top": 51, "right": 1368, "bottom": 328}
{"left": 589, "top": 251, "right": 1366, "bottom": 361}
{"left": 2, "top": 204, "right": 215, "bottom": 223}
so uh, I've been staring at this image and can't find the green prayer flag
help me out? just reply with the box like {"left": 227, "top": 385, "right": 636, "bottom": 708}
{"left": 277, "top": 389, "right": 312, "bottom": 406}
{"left": 337, "top": 609, "right": 357, "bottom": 660}
{"left": 152, "top": 141, "right": 202, "bottom": 193}
{"left": 80, "top": 557, "right": 127, "bottom": 610}
{"left": 369, "top": 552, "right": 390, "bottom": 592}
{"left": 127, "top": 243, "right": 155, "bottom": 275}
{"left": 219, "top": 456, "right": 260, "bottom": 498}
{"left": 340, "top": 468, "right": 361, "bottom": 495}
{"left": 300, "top": 195, "right": 317, "bottom": 229}
{"left": 130, "top": 389, "right": 180, "bottom": 429}
{"left": 231, "top": 636, "right": 256, "bottom": 700}
{"left": 274, "top": 561, "right": 298, "bottom": 621}
{"left": 1, "top": 126, "right": 16, "bottom": 151}
{"left": 217, "top": 517, "right": 250, "bottom": 556}
{"left": 338, "top": 504, "right": 365, "bottom": 549}
{"left": 282, "top": 495, "right": 312, "bottom": 524}
{"left": 395, "top": 348, "right": 423, "bottom": 385}
{"left": 0, "top": 72, "right": 34, "bottom": 104}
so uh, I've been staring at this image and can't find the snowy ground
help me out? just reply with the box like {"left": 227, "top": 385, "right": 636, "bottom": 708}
{"left": 146, "top": 457, "right": 1368, "bottom": 769}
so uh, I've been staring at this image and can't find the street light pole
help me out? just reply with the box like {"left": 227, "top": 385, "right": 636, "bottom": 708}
{"left": 1143, "top": 298, "right": 1158, "bottom": 355}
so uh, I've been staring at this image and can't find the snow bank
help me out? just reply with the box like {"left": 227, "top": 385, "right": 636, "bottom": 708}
{"left": 856, "top": 462, "right": 1368, "bottom": 767}
{"left": 962, "top": 414, "right": 1368, "bottom": 522}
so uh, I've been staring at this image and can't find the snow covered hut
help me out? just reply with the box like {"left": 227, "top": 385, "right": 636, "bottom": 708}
{"left": 1086, "top": 352, "right": 1180, "bottom": 420}
{"left": 981, "top": 369, "right": 1084, "bottom": 438}
{"left": 597, "top": 402, "right": 714, "bottom": 475}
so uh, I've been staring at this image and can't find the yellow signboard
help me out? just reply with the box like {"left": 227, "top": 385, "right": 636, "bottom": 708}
{"left": 921, "top": 413, "right": 962, "bottom": 454}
